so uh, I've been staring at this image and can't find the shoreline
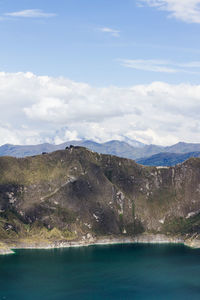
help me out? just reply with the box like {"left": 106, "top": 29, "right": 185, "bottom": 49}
{"left": 1, "top": 233, "right": 200, "bottom": 255}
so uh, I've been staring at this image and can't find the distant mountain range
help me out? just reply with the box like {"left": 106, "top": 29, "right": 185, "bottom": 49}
{"left": 0, "top": 140, "right": 163, "bottom": 159}
{"left": 136, "top": 151, "right": 200, "bottom": 167}
{"left": 1, "top": 140, "right": 200, "bottom": 166}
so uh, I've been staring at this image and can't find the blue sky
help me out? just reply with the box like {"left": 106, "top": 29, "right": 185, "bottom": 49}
{"left": 1, "top": 0, "right": 200, "bottom": 146}
{"left": 1, "top": 0, "right": 200, "bottom": 86}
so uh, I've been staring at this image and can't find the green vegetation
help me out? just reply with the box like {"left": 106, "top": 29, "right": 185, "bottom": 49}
{"left": 55, "top": 206, "right": 77, "bottom": 223}
{"left": 163, "top": 214, "right": 200, "bottom": 234}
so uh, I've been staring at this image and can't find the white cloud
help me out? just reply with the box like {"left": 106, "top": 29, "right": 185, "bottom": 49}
{"left": 4, "top": 9, "right": 56, "bottom": 18}
{"left": 99, "top": 27, "right": 120, "bottom": 37}
{"left": 1, "top": 71, "right": 200, "bottom": 146}
{"left": 119, "top": 58, "right": 200, "bottom": 73}
{"left": 139, "top": 0, "right": 200, "bottom": 23}
{"left": 120, "top": 59, "right": 177, "bottom": 73}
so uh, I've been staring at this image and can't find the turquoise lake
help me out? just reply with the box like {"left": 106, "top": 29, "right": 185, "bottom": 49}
{"left": 0, "top": 243, "right": 200, "bottom": 299}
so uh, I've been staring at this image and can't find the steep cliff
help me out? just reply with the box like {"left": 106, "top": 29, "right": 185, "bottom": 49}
{"left": 1, "top": 147, "right": 200, "bottom": 247}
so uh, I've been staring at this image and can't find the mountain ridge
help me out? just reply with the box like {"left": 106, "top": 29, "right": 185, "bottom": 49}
{"left": 1, "top": 146, "right": 200, "bottom": 252}
{"left": 1, "top": 140, "right": 200, "bottom": 166}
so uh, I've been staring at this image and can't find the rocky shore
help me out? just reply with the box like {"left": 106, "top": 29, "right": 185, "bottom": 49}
{"left": 1, "top": 234, "right": 200, "bottom": 255}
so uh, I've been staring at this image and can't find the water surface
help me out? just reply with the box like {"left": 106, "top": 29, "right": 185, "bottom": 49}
{"left": 0, "top": 243, "right": 200, "bottom": 299}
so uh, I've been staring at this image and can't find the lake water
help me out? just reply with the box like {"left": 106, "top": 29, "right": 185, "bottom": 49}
{"left": 0, "top": 243, "right": 200, "bottom": 299}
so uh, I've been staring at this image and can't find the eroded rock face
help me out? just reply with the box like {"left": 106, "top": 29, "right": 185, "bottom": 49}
{"left": 0, "top": 147, "right": 200, "bottom": 241}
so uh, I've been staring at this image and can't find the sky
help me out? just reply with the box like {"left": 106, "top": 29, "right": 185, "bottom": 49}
{"left": 0, "top": 0, "right": 200, "bottom": 146}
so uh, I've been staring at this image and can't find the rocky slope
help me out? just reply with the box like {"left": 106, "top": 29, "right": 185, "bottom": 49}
{"left": 1, "top": 146, "right": 200, "bottom": 251}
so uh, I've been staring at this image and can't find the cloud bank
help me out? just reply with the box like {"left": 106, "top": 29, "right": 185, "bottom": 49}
{"left": 0, "top": 71, "right": 200, "bottom": 146}
{"left": 139, "top": 0, "right": 200, "bottom": 23}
